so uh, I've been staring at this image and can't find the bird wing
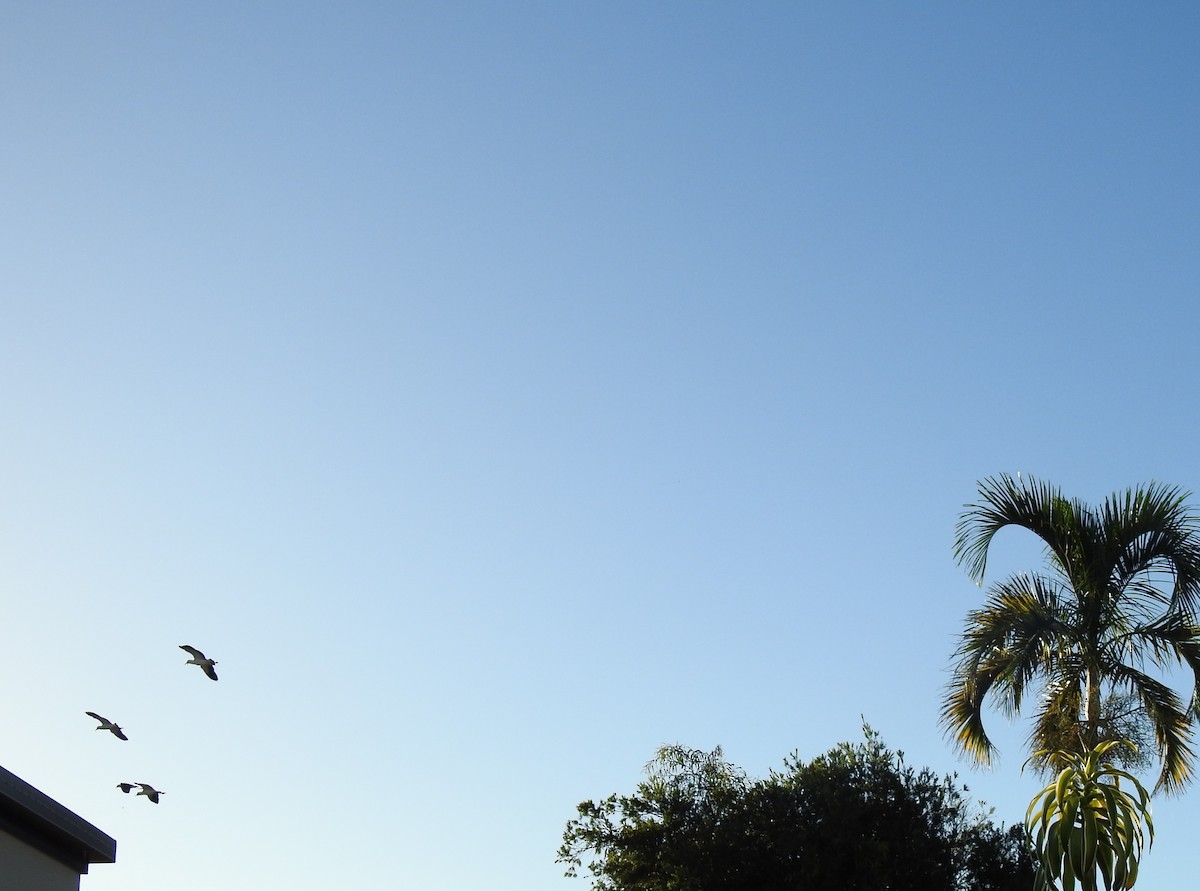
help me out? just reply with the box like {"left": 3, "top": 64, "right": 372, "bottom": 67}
{"left": 180, "top": 645, "right": 206, "bottom": 658}
{"left": 113, "top": 728, "right": 129, "bottom": 740}
{"left": 203, "top": 664, "right": 219, "bottom": 681}
{"left": 118, "top": 783, "right": 135, "bottom": 793}
{"left": 86, "top": 711, "right": 106, "bottom": 722}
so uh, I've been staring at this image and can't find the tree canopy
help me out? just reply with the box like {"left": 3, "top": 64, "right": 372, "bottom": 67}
{"left": 559, "top": 726, "right": 1034, "bottom": 891}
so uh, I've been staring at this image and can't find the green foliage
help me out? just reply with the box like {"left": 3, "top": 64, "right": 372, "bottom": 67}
{"left": 1025, "top": 741, "right": 1154, "bottom": 891}
{"left": 942, "top": 473, "right": 1200, "bottom": 793}
{"left": 559, "top": 726, "right": 1035, "bottom": 891}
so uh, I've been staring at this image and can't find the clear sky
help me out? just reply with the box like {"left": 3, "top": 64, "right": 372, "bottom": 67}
{"left": 2, "top": 3, "right": 1199, "bottom": 888}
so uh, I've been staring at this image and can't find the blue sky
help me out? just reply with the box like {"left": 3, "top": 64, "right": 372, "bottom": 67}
{"left": 2, "top": 3, "right": 1200, "bottom": 888}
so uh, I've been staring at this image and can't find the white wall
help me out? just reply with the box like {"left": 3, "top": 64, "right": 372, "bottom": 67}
{"left": 0, "top": 830, "right": 80, "bottom": 891}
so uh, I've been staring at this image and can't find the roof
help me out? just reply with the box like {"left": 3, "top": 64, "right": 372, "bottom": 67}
{"left": 0, "top": 764, "right": 116, "bottom": 874}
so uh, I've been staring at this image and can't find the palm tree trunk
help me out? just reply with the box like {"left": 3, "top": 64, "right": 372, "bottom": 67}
{"left": 1085, "top": 667, "right": 1102, "bottom": 749}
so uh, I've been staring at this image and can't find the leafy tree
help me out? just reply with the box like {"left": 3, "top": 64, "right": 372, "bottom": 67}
{"left": 942, "top": 473, "right": 1200, "bottom": 793}
{"left": 558, "top": 726, "right": 1034, "bottom": 891}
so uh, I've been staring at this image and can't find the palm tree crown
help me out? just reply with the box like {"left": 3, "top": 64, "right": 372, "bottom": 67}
{"left": 942, "top": 473, "right": 1200, "bottom": 794}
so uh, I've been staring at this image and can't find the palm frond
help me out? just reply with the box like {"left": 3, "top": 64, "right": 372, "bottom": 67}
{"left": 942, "top": 668, "right": 1002, "bottom": 765}
{"left": 1104, "top": 483, "right": 1200, "bottom": 618}
{"left": 1108, "top": 663, "right": 1196, "bottom": 794}
{"left": 1027, "top": 666, "right": 1085, "bottom": 769}
{"left": 1116, "top": 615, "right": 1200, "bottom": 673}
{"left": 954, "top": 473, "right": 1081, "bottom": 585}
{"left": 1124, "top": 617, "right": 1200, "bottom": 737}
{"left": 944, "top": 574, "right": 1074, "bottom": 761}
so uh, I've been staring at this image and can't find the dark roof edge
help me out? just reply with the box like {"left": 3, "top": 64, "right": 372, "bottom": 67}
{"left": 0, "top": 764, "right": 116, "bottom": 870}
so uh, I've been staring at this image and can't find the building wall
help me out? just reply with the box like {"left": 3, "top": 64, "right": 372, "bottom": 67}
{"left": 0, "top": 830, "right": 80, "bottom": 891}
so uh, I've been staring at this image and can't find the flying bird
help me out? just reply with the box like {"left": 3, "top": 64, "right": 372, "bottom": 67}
{"left": 85, "top": 712, "right": 128, "bottom": 741}
{"left": 118, "top": 782, "right": 164, "bottom": 804}
{"left": 180, "top": 644, "right": 218, "bottom": 681}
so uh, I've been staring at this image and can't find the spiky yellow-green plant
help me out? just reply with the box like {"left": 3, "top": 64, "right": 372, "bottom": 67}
{"left": 1025, "top": 741, "right": 1153, "bottom": 891}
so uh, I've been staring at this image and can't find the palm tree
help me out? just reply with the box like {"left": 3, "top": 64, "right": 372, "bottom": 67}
{"left": 942, "top": 473, "right": 1200, "bottom": 793}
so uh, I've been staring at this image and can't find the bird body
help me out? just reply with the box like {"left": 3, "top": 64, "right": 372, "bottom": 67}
{"left": 180, "top": 644, "right": 218, "bottom": 681}
{"left": 86, "top": 712, "right": 129, "bottom": 740}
